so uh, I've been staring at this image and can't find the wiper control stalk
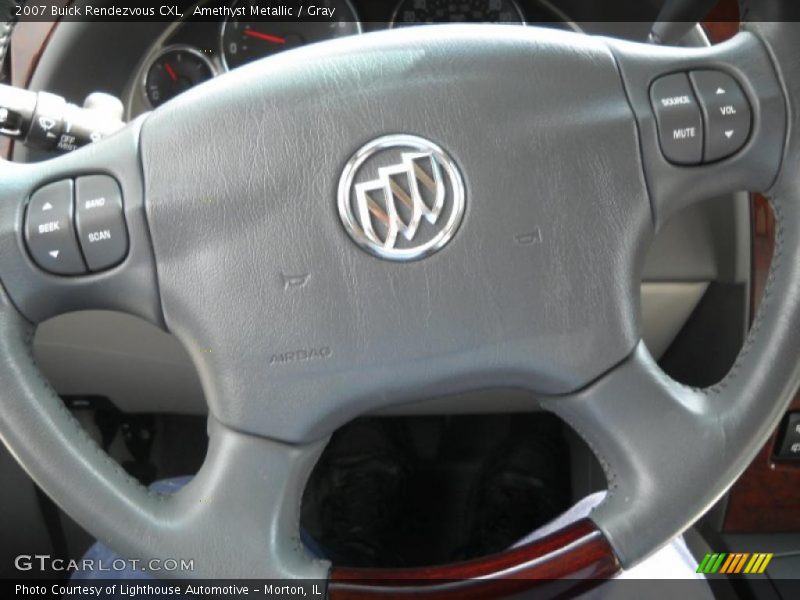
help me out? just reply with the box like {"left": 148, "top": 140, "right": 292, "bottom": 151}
{"left": 0, "top": 83, "right": 124, "bottom": 153}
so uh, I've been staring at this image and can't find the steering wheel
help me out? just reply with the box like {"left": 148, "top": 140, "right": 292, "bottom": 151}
{"left": 1, "top": 1, "right": 799, "bottom": 596}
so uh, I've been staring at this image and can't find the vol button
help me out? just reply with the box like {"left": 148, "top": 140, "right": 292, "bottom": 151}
{"left": 690, "top": 70, "right": 752, "bottom": 162}
{"left": 24, "top": 180, "right": 87, "bottom": 275}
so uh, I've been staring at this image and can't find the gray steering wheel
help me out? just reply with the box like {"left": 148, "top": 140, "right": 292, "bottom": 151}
{"left": 0, "top": 0, "right": 799, "bottom": 587}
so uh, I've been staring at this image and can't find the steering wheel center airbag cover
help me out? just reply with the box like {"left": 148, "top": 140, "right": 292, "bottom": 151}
{"left": 140, "top": 25, "right": 651, "bottom": 442}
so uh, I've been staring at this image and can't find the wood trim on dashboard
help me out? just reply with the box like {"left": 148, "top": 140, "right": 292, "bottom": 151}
{"left": 329, "top": 519, "right": 620, "bottom": 599}
{"left": 9, "top": 21, "right": 59, "bottom": 89}
{"left": 703, "top": 0, "right": 741, "bottom": 43}
{"left": 2, "top": 19, "right": 60, "bottom": 159}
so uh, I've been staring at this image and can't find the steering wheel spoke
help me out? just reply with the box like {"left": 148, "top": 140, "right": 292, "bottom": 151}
{"left": 151, "top": 419, "right": 329, "bottom": 579}
{"left": 0, "top": 119, "right": 162, "bottom": 326}
{"left": 545, "top": 343, "right": 729, "bottom": 567}
{"left": 606, "top": 31, "right": 785, "bottom": 228}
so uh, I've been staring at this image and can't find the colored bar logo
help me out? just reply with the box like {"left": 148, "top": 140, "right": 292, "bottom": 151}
{"left": 697, "top": 552, "right": 773, "bottom": 574}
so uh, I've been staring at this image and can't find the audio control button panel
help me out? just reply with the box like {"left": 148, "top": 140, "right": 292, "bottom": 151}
{"left": 651, "top": 70, "right": 752, "bottom": 165}
{"left": 24, "top": 175, "right": 128, "bottom": 276}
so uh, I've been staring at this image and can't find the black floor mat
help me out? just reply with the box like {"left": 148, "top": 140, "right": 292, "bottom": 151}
{"left": 301, "top": 413, "right": 571, "bottom": 567}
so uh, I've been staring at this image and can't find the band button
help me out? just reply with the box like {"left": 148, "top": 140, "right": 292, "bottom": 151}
{"left": 75, "top": 175, "right": 129, "bottom": 272}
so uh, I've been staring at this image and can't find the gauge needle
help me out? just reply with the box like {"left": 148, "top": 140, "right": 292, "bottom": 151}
{"left": 164, "top": 63, "right": 178, "bottom": 82}
{"left": 243, "top": 29, "right": 287, "bottom": 45}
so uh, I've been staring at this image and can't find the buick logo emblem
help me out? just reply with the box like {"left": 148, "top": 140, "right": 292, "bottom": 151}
{"left": 337, "top": 135, "right": 466, "bottom": 261}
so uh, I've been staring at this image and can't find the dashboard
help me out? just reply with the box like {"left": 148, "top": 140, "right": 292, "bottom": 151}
{"left": 127, "top": 0, "right": 579, "bottom": 115}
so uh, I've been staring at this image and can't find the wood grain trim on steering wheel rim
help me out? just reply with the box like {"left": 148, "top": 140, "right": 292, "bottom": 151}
{"left": 328, "top": 519, "right": 619, "bottom": 599}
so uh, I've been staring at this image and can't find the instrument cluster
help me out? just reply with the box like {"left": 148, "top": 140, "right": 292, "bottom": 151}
{"left": 129, "top": 0, "right": 577, "bottom": 115}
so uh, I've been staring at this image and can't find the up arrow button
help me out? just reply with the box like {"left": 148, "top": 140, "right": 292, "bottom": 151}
{"left": 689, "top": 70, "right": 752, "bottom": 162}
